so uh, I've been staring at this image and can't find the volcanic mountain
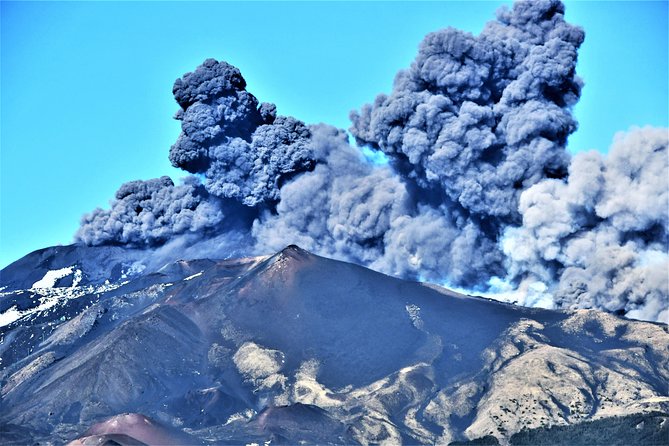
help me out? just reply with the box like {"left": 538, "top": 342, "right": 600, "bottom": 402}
{"left": 1, "top": 245, "right": 667, "bottom": 445}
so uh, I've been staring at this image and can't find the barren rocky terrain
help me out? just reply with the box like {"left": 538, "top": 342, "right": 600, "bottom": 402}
{"left": 1, "top": 245, "right": 667, "bottom": 444}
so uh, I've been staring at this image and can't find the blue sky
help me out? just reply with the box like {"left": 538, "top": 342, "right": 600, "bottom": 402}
{"left": 1, "top": 1, "right": 667, "bottom": 268}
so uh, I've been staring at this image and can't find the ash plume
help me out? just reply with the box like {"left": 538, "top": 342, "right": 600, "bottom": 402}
{"left": 170, "top": 58, "right": 316, "bottom": 207}
{"left": 76, "top": 0, "right": 668, "bottom": 322}
{"left": 77, "top": 176, "right": 224, "bottom": 247}
{"left": 77, "top": 59, "right": 318, "bottom": 246}
{"left": 348, "top": 0, "right": 583, "bottom": 281}
{"left": 503, "top": 127, "right": 669, "bottom": 322}
{"left": 254, "top": 0, "right": 584, "bottom": 287}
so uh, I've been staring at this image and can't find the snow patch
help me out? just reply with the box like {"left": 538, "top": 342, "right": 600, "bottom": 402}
{"left": 0, "top": 280, "right": 127, "bottom": 328}
{"left": 71, "top": 269, "right": 83, "bottom": 287}
{"left": 31, "top": 267, "right": 74, "bottom": 289}
{"left": 0, "top": 306, "right": 23, "bottom": 327}
{"left": 224, "top": 409, "right": 255, "bottom": 426}
{"left": 184, "top": 271, "right": 204, "bottom": 281}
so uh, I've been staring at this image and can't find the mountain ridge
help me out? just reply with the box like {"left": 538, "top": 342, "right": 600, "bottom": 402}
{"left": 1, "top": 244, "right": 667, "bottom": 445}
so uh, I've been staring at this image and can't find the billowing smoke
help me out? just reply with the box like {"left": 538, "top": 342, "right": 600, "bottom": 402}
{"left": 76, "top": 0, "right": 668, "bottom": 322}
{"left": 503, "top": 127, "right": 668, "bottom": 322}
{"left": 255, "top": 0, "right": 584, "bottom": 287}
{"left": 170, "top": 58, "right": 317, "bottom": 207}
{"left": 77, "top": 176, "right": 224, "bottom": 247}
{"left": 342, "top": 0, "right": 583, "bottom": 285}
{"left": 77, "top": 58, "right": 318, "bottom": 246}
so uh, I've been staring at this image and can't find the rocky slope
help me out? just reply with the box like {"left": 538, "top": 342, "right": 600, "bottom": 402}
{"left": 1, "top": 244, "right": 667, "bottom": 445}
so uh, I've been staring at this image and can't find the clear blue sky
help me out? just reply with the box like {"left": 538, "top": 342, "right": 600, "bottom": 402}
{"left": 1, "top": 1, "right": 667, "bottom": 268}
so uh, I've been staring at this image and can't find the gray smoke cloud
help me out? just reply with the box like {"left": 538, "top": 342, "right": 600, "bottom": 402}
{"left": 76, "top": 0, "right": 668, "bottom": 322}
{"left": 77, "top": 176, "right": 224, "bottom": 247}
{"left": 252, "top": 124, "right": 413, "bottom": 267}
{"left": 503, "top": 127, "right": 669, "bottom": 322}
{"left": 77, "top": 59, "right": 317, "bottom": 247}
{"left": 347, "top": 0, "right": 583, "bottom": 283}
{"left": 252, "top": 125, "right": 507, "bottom": 286}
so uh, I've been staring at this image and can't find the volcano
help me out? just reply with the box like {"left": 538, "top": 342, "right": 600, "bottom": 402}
{"left": 1, "top": 245, "right": 667, "bottom": 445}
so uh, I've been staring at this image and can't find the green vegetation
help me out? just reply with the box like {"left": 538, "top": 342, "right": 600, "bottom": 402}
{"left": 448, "top": 412, "right": 668, "bottom": 446}
{"left": 510, "top": 411, "right": 669, "bottom": 445}
{"left": 449, "top": 435, "right": 500, "bottom": 445}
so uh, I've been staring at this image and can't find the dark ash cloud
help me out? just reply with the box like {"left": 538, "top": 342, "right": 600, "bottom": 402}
{"left": 76, "top": 1, "right": 668, "bottom": 322}
{"left": 348, "top": 0, "right": 583, "bottom": 282}
{"left": 77, "top": 177, "right": 223, "bottom": 247}
{"left": 170, "top": 58, "right": 316, "bottom": 207}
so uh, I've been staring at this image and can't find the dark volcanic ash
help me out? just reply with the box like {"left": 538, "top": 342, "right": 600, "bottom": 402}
{"left": 76, "top": 0, "right": 668, "bottom": 322}
{"left": 77, "top": 176, "right": 222, "bottom": 247}
{"left": 170, "top": 58, "right": 316, "bottom": 207}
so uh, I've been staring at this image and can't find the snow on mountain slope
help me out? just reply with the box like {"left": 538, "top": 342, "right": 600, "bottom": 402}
{"left": 0, "top": 244, "right": 667, "bottom": 445}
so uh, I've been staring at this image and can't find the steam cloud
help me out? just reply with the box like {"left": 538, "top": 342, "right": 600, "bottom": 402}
{"left": 76, "top": 0, "right": 668, "bottom": 322}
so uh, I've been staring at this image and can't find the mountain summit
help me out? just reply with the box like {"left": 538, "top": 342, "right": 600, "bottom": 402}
{"left": 1, "top": 244, "right": 667, "bottom": 444}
